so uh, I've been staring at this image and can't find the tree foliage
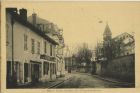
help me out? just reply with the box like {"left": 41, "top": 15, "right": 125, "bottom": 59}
{"left": 75, "top": 43, "right": 92, "bottom": 66}
{"left": 95, "top": 39, "right": 124, "bottom": 61}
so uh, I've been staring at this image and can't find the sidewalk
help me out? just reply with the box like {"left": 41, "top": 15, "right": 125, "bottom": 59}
{"left": 47, "top": 73, "right": 72, "bottom": 88}
{"left": 92, "top": 74, "right": 135, "bottom": 86}
{"left": 16, "top": 73, "right": 72, "bottom": 88}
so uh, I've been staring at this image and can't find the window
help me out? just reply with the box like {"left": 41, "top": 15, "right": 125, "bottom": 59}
{"left": 24, "top": 34, "right": 28, "bottom": 50}
{"left": 44, "top": 41, "right": 47, "bottom": 53}
{"left": 50, "top": 44, "right": 53, "bottom": 56}
{"left": 53, "top": 64, "right": 56, "bottom": 74}
{"left": 43, "top": 62, "right": 49, "bottom": 75}
{"left": 37, "top": 42, "right": 40, "bottom": 54}
{"left": 31, "top": 39, "right": 35, "bottom": 54}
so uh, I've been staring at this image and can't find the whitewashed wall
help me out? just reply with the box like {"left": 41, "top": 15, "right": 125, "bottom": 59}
{"left": 6, "top": 12, "right": 57, "bottom": 83}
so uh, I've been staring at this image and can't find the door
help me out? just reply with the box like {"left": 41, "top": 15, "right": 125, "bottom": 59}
{"left": 7, "top": 61, "right": 12, "bottom": 87}
{"left": 50, "top": 63, "right": 52, "bottom": 80}
{"left": 31, "top": 64, "right": 40, "bottom": 83}
{"left": 24, "top": 63, "right": 28, "bottom": 82}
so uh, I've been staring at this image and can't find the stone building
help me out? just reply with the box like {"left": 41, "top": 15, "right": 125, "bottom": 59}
{"left": 113, "top": 32, "right": 135, "bottom": 57}
{"left": 6, "top": 8, "right": 64, "bottom": 87}
{"left": 94, "top": 23, "right": 135, "bottom": 75}
{"left": 28, "top": 12, "right": 65, "bottom": 77}
{"left": 95, "top": 23, "right": 135, "bottom": 61}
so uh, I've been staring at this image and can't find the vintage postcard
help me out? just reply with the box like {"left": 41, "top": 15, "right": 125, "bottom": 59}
{"left": 1, "top": 1, "right": 140, "bottom": 93}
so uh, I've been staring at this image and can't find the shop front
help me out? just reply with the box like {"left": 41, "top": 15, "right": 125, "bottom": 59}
{"left": 40, "top": 54, "right": 57, "bottom": 81}
{"left": 30, "top": 61, "right": 41, "bottom": 83}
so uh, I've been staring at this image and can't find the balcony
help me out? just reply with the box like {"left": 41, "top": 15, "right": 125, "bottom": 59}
{"left": 40, "top": 54, "right": 56, "bottom": 62}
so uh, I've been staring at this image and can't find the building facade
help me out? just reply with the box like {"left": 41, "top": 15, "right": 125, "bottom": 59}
{"left": 113, "top": 32, "right": 135, "bottom": 57}
{"left": 55, "top": 30, "right": 65, "bottom": 77}
{"left": 6, "top": 8, "right": 63, "bottom": 86}
{"left": 28, "top": 12, "right": 65, "bottom": 77}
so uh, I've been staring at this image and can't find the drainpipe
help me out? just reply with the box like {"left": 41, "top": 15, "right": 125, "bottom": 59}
{"left": 11, "top": 14, "right": 15, "bottom": 85}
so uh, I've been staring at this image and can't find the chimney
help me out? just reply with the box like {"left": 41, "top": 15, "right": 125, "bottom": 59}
{"left": 19, "top": 8, "right": 27, "bottom": 21}
{"left": 32, "top": 13, "right": 37, "bottom": 26}
{"left": 6, "top": 8, "right": 17, "bottom": 14}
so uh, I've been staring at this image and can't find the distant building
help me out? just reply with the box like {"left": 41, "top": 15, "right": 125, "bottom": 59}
{"left": 64, "top": 57, "right": 72, "bottom": 73}
{"left": 95, "top": 24, "right": 135, "bottom": 61}
{"left": 6, "top": 8, "right": 64, "bottom": 86}
{"left": 113, "top": 32, "right": 135, "bottom": 57}
{"left": 94, "top": 24, "right": 135, "bottom": 75}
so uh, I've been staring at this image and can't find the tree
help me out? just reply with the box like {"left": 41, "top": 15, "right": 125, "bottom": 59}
{"left": 111, "top": 39, "right": 123, "bottom": 58}
{"left": 75, "top": 43, "right": 92, "bottom": 72}
{"left": 103, "top": 43, "right": 113, "bottom": 60}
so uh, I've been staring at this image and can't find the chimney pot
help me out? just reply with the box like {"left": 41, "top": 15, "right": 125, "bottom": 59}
{"left": 32, "top": 13, "right": 37, "bottom": 26}
{"left": 19, "top": 8, "right": 27, "bottom": 21}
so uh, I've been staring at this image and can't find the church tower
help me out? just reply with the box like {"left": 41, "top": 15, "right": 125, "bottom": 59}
{"left": 103, "top": 23, "right": 112, "bottom": 46}
{"left": 103, "top": 23, "right": 112, "bottom": 41}
{"left": 103, "top": 23, "right": 113, "bottom": 60}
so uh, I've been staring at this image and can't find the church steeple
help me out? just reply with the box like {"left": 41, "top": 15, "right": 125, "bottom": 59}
{"left": 103, "top": 23, "right": 112, "bottom": 41}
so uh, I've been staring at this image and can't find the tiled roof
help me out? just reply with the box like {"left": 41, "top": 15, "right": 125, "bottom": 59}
{"left": 7, "top": 8, "right": 59, "bottom": 45}
{"left": 113, "top": 32, "right": 134, "bottom": 40}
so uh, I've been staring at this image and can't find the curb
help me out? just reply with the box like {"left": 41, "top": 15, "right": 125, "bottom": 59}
{"left": 69, "top": 72, "right": 134, "bottom": 86}
{"left": 48, "top": 76, "right": 73, "bottom": 88}
{"left": 48, "top": 80, "right": 65, "bottom": 88}
{"left": 92, "top": 75, "right": 135, "bottom": 85}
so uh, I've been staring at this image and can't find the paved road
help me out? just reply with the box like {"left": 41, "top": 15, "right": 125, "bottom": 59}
{"left": 56, "top": 72, "right": 134, "bottom": 88}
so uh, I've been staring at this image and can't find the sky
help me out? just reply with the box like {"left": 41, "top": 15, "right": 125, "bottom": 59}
{"left": 4, "top": 1, "right": 140, "bottom": 53}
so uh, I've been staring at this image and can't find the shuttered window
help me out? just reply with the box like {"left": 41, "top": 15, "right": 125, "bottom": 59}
{"left": 24, "top": 34, "right": 28, "bottom": 51}
{"left": 31, "top": 39, "right": 35, "bottom": 54}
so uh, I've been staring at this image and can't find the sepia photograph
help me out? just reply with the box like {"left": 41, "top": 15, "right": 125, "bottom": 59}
{"left": 1, "top": 1, "right": 140, "bottom": 92}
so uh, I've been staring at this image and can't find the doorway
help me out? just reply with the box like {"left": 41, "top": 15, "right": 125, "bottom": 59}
{"left": 31, "top": 63, "right": 40, "bottom": 83}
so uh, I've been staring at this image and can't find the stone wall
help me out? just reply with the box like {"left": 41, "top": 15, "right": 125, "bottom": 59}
{"left": 105, "top": 54, "right": 135, "bottom": 83}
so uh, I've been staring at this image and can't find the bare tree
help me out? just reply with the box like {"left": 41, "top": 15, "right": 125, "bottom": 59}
{"left": 75, "top": 43, "right": 92, "bottom": 72}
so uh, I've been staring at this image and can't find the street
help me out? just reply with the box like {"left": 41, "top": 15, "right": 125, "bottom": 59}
{"left": 14, "top": 72, "right": 134, "bottom": 89}
{"left": 55, "top": 72, "right": 134, "bottom": 88}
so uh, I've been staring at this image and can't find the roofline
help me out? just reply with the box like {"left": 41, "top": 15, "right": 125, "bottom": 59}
{"left": 113, "top": 32, "right": 134, "bottom": 40}
{"left": 7, "top": 9, "right": 59, "bottom": 45}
